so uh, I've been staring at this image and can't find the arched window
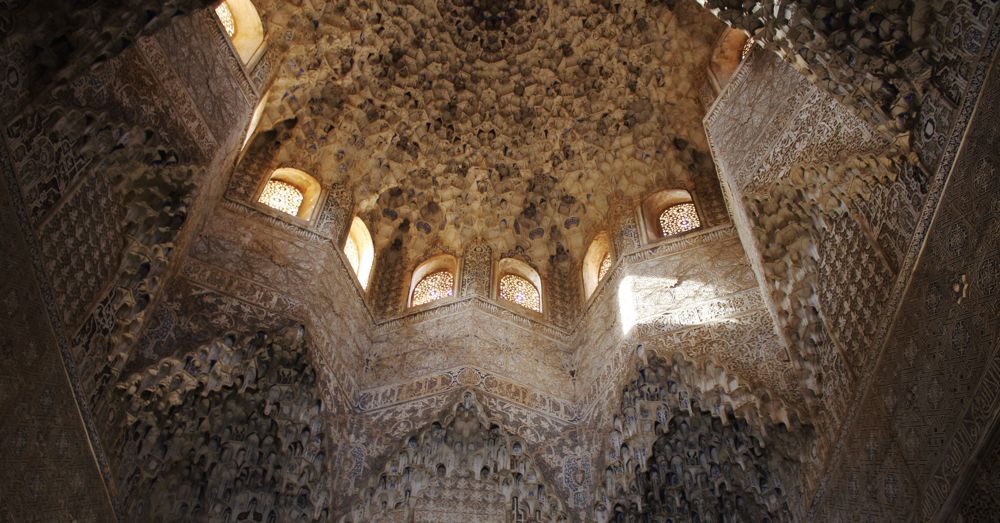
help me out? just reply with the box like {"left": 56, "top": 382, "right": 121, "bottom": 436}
{"left": 257, "top": 168, "right": 321, "bottom": 220}
{"left": 582, "top": 232, "right": 613, "bottom": 300}
{"left": 658, "top": 203, "right": 700, "bottom": 237}
{"left": 409, "top": 255, "right": 458, "bottom": 307}
{"left": 344, "top": 217, "right": 374, "bottom": 290}
{"left": 641, "top": 189, "right": 701, "bottom": 241}
{"left": 214, "top": 0, "right": 265, "bottom": 65}
{"left": 497, "top": 258, "right": 542, "bottom": 313}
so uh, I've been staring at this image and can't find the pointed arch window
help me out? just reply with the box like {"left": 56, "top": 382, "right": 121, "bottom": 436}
{"left": 214, "top": 0, "right": 265, "bottom": 65}
{"left": 497, "top": 258, "right": 542, "bottom": 313}
{"left": 344, "top": 217, "right": 374, "bottom": 290}
{"left": 257, "top": 168, "right": 321, "bottom": 220}
{"left": 409, "top": 255, "right": 458, "bottom": 308}
{"left": 641, "top": 189, "right": 702, "bottom": 242}
{"left": 582, "top": 232, "right": 613, "bottom": 300}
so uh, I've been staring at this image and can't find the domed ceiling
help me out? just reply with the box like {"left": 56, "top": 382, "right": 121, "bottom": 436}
{"left": 254, "top": 0, "right": 724, "bottom": 270}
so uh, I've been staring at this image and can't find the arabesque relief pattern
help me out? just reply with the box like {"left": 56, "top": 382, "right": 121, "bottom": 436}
{"left": 698, "top": 0, "right": 996, "bottom": 169}
{"left": 1, "top": 3, "right": 262, "bottom": 518}
{"left": 707, "top": 48, "right": 931, "bottom": 462}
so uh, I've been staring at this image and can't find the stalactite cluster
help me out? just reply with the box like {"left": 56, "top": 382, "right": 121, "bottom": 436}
{"left": 118, "top": 326, "right": 332, "bottom": 522}
{"left": 597, "top": 354, "right": 810, "bottom": 523}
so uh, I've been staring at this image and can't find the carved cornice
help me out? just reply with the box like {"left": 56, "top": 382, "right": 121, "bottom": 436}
{"left": 356, "top": 366, "right": 578, "bottom": 422}
{"left": 220, "top": 198, "right": 334, "bottom": 242}
{"left": 373, "top": 295, "right": 572, "bottom": 340}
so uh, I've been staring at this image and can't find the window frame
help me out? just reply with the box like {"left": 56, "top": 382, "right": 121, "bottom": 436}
{"left": 344, "top": 217, "right": 375, "bottom": 291}
{"left": 657, "top": 202, "right": 701, "bottom": 238}
{"left": 495, "top": 258, "right": 543, "bottom": 314}
{"left": 582, "top": 231, "right": 613, "bottom": 301}
{"left": 639, "top": 188, "right": 703, "bottom": 244}
{"left": 408, "top": 254, "right": 459, "bottom": 308}
{"left": 213, "top": 0, "right": 266, "bottom": 67}
{"left": 254, "top": 168, "right": 323, "bottom": 222}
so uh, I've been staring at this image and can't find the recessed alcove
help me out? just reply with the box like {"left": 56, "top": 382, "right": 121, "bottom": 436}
{"left": 255, "top": 167, "right": 322, "bottom": 221}
{"left": 345, "top": 217, "right": 375, "bottom": 290}
{"left": 640, "top": 188, "right": 702, "bottom": 243}
{"left": 582, "top": 232, "right": 613, "bottom": 300}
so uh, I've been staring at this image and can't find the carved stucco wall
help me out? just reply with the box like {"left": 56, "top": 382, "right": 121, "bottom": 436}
{"left": 708, "top": 47, "right": 933, "bottom": 476}
{"left": 598, "top": 354, "right": 809, "bottom": 522}
{"left": 0, "top": 151, "right": 115, "bottom": 520}
{"left": 0, "top": 4, "right": 266, "bottom": 519}
{"left": 807, "top": 36, "right": 1000, "bottom": 520}
{"left": 574, "top": 227, "right": 802, "bottom": 420}
{"left": 706, "top": 5, "right": 1000, "bottom": 518}
{"left": 698, "top": 0, "right": 996, "bottom": 173}
{"left": 953, "top": 426, "right": 1000, "bottom": 520}
{"left": 156, "top": 173, "right": 775, "bottom": 516}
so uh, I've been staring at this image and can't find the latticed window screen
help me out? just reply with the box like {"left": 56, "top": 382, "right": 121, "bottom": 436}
{"left": 597, "top": 253, "right": 612, "bottom": 282}
{"left": 258, "top": 180, "right": 304, "bottom": 216}
{"left": 411, "top": 271, "right": 454, "bottom": 306}
{"left": 344, "top": 236, "right": 360, "bottom": 274}
{"left": 215, "top": 2, "right": 236, "bottom": 37}
{"left": 659, "top": 203, "right": 700, "bottom": 237}
{"left": 499, "top": 274, "right": 541, "bottom": 312}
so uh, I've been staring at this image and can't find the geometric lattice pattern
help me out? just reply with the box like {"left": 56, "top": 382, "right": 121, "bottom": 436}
{"left": 659, "top": 203, "right": 700, "bottom": 237}
{"left": 597, "top": 253, "right": 612, "bottom": 282}
{"left": 258, "top": 180, "right": 303, "bottom": 217}
{"left": 499, "top": 274, "right": 541, "bottom": 312}
{"left": 818, "top": 212, "right": 892, "bottom": 369}
{"left": 40, "top": 172, "right": 126, "bottom": 327}
{"left": 215, "top": 3, "right": 236, "bottom": 37}
{"left": 411, "top": 270, "right": 454, "bottom": 307}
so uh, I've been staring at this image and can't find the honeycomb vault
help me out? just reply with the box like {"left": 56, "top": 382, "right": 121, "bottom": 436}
{"left": 1, "top": 0, "right": 999, "bottom": 521}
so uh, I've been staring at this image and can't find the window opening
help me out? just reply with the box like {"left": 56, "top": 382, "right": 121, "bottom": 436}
{"left": 659, "top": 202, "right": 700, "bottom": 237}
{"left": 215, "top": 3, "right": 236, "bottom": 37}
{"left": 499, "top": 274, "right": 541, "bottom": 312}
{"left": 344, "top": 236, "right": 360, "bottom": 274}
{"left": 258, "top": 179, "right": 303, "bottom": 216}
{"left": 411, "top": 271, "right": 454, "bottom": 306}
